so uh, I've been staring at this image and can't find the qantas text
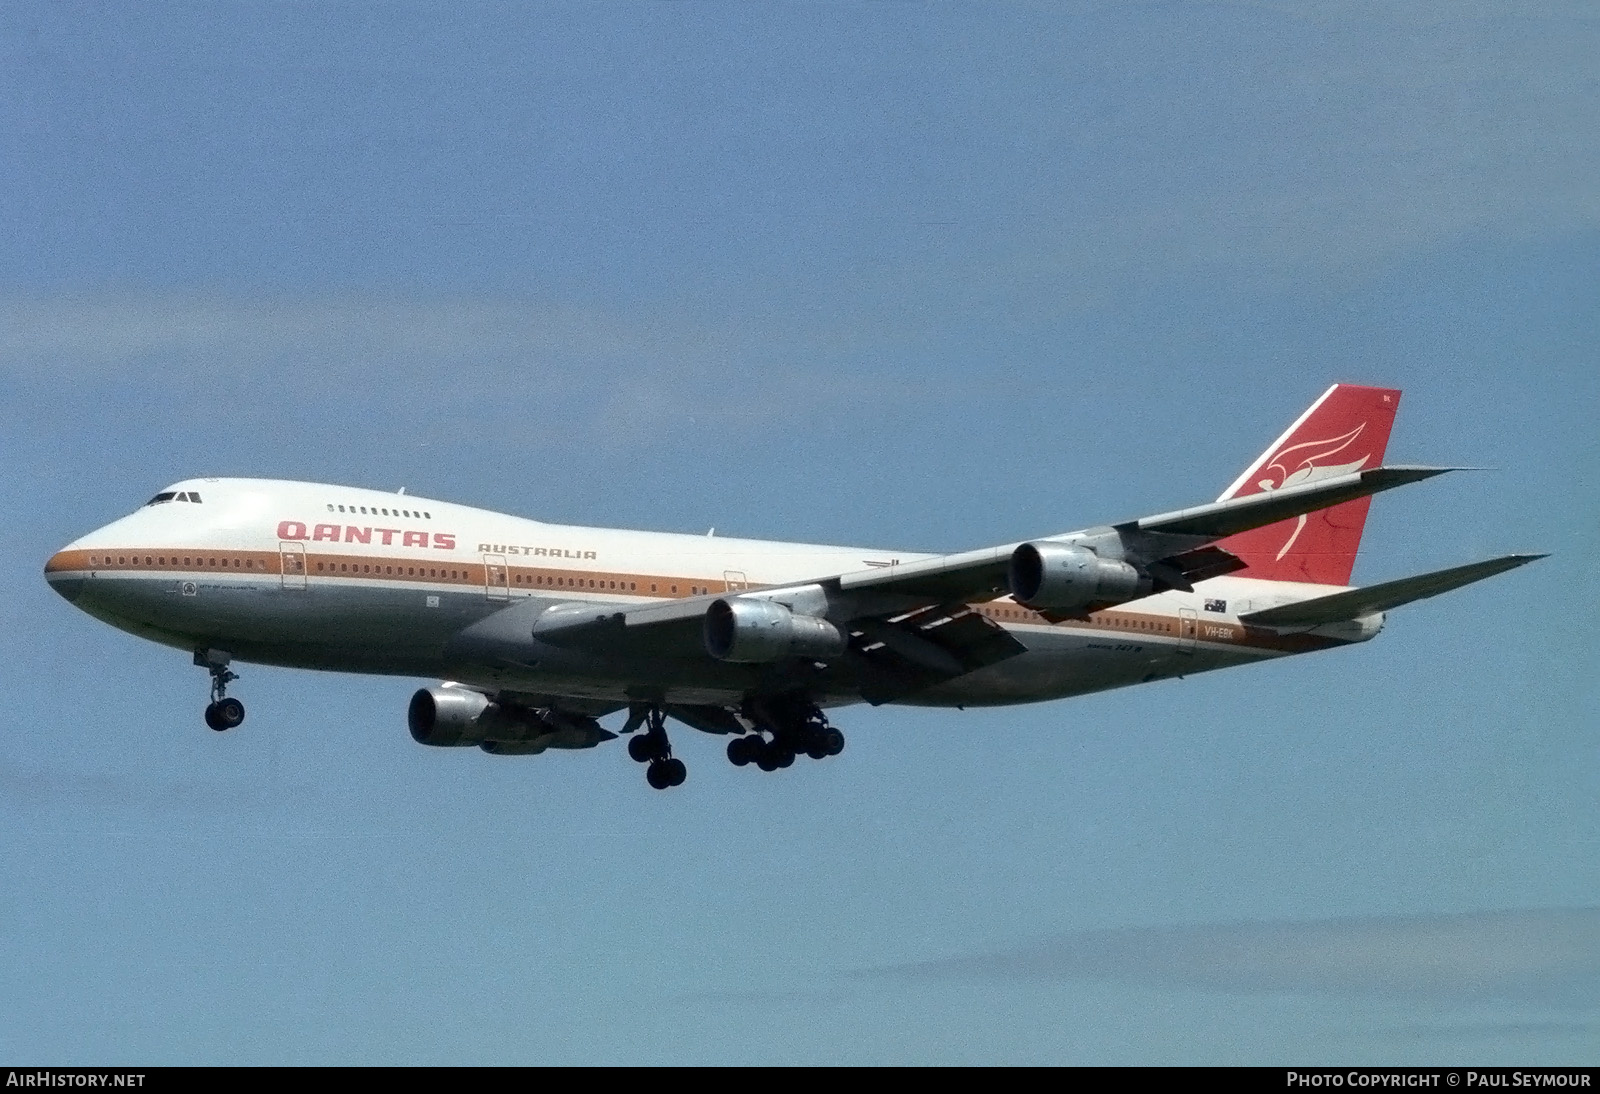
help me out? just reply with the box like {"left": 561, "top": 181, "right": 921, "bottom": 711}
{"left": 276, "top": 521, "right": 456, "bottom": 551}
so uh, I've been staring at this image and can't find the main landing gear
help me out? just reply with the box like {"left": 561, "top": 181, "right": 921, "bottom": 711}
{"left": 195, "top": 649, "right": 245, "bottom": 732}
{"left": 625, "top": 707, "right": 686, "bottom": 790}
{"left": 727, "top": 697, "right": 844, "bottom": 773}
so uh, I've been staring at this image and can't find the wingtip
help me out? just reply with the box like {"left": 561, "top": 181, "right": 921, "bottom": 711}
{"left": 1475, "top": 552, "right": 1549, "bottom": 575}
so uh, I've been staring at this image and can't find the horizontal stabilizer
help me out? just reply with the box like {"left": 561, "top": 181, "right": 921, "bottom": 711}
{"left": 1240, "top": 554, "right": 1546, "bottom": 627}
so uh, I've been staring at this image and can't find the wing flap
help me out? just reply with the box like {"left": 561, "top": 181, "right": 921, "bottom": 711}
{"left": 849, "top": 603, "right": 1027, "bottom": 703}
{"left": 1240, "top": 554, "right": 1545, "bottom": 627}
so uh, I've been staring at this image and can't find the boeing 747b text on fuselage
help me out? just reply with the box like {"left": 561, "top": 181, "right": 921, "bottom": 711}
{"left": 45, "top": 385, "right": 1541, "bottom": 789}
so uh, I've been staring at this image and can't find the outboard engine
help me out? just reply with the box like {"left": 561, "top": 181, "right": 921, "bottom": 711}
{"left": 703, "top": 597, "right": 846, "bottom": 663}
{"left": 1008, "top": 541, "right": 1150, "bottom": 613}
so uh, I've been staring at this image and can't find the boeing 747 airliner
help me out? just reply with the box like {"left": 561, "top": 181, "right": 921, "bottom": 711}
{"left": 45, "top": 385, "right": 1541, "bottom": 789}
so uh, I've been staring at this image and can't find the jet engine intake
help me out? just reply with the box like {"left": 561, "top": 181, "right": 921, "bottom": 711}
{"left": 1008, "top": 541, "right": 1150, "bottom": 613}
{"left": 704, "top": 597, "right": 846, "bottom": 663}
{"left": 407, "top": 685, "right": 614, "bottom": 750}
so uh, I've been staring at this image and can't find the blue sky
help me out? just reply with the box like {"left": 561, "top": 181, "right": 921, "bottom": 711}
{"left": 2, "top": 1, "right": 1595, "bottom": 1064}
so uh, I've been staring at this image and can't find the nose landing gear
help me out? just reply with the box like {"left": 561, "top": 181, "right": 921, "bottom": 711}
{"left": 625, "top": 706, "right": 686, "bottom": 789}
{"left": 195, "top": 649, "right": 245, "bottom": 731}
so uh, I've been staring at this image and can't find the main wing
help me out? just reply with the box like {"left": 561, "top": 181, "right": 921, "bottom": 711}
{"left": 483, "top": 465, "right": 1457, "bottom": 701}
{"left": 830, "top": 464, "right": 1454, "bottom": 603}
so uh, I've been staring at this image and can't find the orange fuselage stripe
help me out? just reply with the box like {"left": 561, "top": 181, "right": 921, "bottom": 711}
{"left": 44, "top": 546, "right": 1325, "bottom": 653}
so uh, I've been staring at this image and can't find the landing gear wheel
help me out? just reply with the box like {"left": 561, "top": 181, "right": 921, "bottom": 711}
{"left": 646, "top": 757, "right": 686, "bottom": 790}
{"left": 636, "top": 707, "right": 685, "bottom": 788}
{"left": 771, "top": 745, "right": 795, "bottom": 769}
{"left": 824, "top": 728, "right": 844, "bottom": 756}
{"left": 727, "top": 736, "right": 754, "bottom": 767}
{"left": 755, "top": 744, "right": 779, "bottom": 773}
{"left": 197, "top": 649, "right": 243, "bottom": 733}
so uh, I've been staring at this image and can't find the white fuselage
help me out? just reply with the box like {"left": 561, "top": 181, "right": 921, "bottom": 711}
{"left": 45, "top": 478, "right": 1374, "bottom": 710}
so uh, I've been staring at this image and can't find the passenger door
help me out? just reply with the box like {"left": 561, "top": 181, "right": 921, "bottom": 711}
{"left": 1177, "top": 608, "right": 1197, "bottom": 654}
{"left": 483, "top": 553, "right": 510, "bottom": 601}
{"left": 280, "top": 542, "right": 308, "bottom": 591}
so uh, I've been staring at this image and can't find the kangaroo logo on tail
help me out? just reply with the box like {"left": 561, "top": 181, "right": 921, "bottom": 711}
{"left": 1251, "top": 424, "right": 1373, "bottom": 560}
{"left": 1217, "top": 385, "right": 1400, "bottom": 586}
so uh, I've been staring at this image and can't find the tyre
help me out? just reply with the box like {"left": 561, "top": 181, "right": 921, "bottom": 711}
{"left": 204, "top": 703, "right": 225, "bottom": 731}
{"left": 214, "top": 697, "right": 245, "bottom": 729}
{"left": 628, "top": 735, "right": 655, "bottom": 764}
{"left": 664, "top": 758, "right": 687, "bottom": 787}
{"left": 646, "top": 762, "right": 671, "bottom": 790}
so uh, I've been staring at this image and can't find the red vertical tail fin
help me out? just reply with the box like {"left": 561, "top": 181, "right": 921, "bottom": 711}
{"left": 1216, "top": 384, "right": 1401, "bottom": 586}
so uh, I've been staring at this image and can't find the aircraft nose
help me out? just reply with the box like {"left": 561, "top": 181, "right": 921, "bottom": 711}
{"left": 44, "top": 548, "right": 87, "bottom": 603}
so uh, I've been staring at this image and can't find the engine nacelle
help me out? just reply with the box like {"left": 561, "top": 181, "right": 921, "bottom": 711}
{"left": 407, "top": 685, "right": 613, "bottom": 750}
{"left": 1008, "top": 541, "right": 1150, "bottom": 613}
{"left": 409, "top": 685, "right": 493, "bottom": 746}
{"left": 703, "top": 597, "right": 846, "bottom": 663}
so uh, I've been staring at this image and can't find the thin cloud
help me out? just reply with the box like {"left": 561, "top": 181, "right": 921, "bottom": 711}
{"left": 0, "top": 293, "right": 879, "bottom": 446}
{"left": 864, "top": 908, "right": 1600, "bottom": 1006}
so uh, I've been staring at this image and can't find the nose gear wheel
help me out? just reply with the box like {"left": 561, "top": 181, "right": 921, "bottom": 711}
{"left": 195, "top": 649, "right": 245, "bottom": 731}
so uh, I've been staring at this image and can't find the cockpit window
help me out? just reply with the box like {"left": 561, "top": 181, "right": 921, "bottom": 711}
{"left": 146, "top": 492, "right": 177, "bottom": 505}
{"left": 185, "top": 492, "right": 202, "bottom": 503}
{"left": 145, "top": 491, "right": 202, "bottom": 506}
